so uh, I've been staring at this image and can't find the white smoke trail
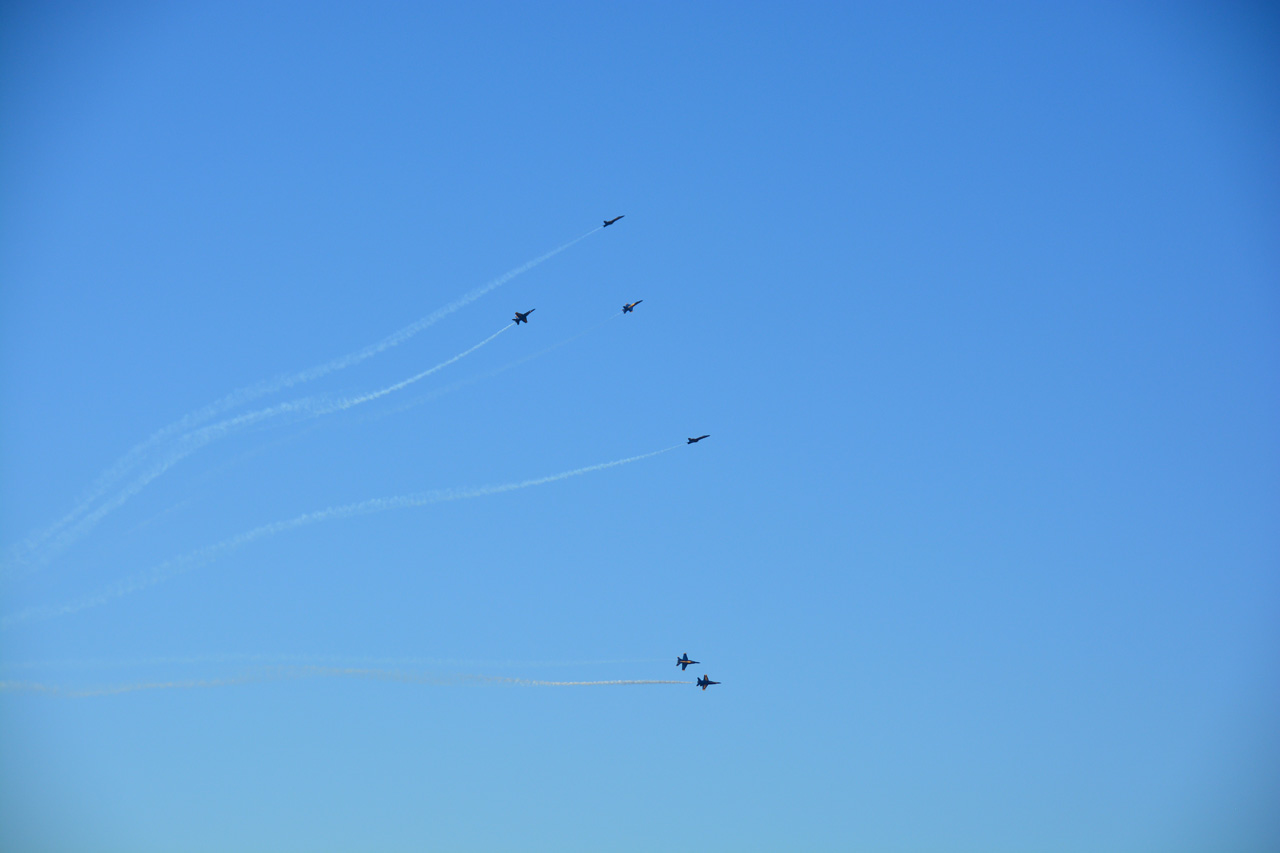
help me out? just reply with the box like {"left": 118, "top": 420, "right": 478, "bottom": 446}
{"left": 0, "top": 654, "right": 665, "bottom": 671}
{"left": 3, "top": 229, "right": 598, "bottom": 577}
{"left": 361, "top": 312, "right": 624, "bottom": 424}
{"left": 467, "top": 311, "right": 622, "bottom": 383}
{"left": 2, "top": 445, "right": 682, "bottom": 627}
{"left": 0, "top": 673, "right": 277, "bottom": 697}
{"left": 328, "top": 324, "right": 510, "bottom": 410}
{"left": 0, "top": 665, "right": 691, "bottom": 697}
{"left": 493, "top": 678, "right": 690, "bottom": 686}
{"left": 12, "top": 325, "right": 514, "bottom": 575}
{"left": 267, "top": 228, "right": 595, "bottom": 388}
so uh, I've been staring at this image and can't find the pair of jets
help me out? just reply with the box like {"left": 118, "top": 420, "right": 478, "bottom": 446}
{"left": 677, "top": 653, "right": 720, "bottom": 691}
{"left": 512, "top": 301, "right": 643, "bottom": 325}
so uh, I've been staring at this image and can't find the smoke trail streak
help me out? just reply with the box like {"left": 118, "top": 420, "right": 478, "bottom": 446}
{"left": 464, "top": 311, "right": 622, "bottom": 384}
{"left": 109, "top": 318, "right": 535, "bottom": 543}
{"left": 493, "top": 678, "right": 690, "bottom": 686}
{"left": 2, "top": 445, "right": 681, "bottom": 627}
{"left": 0, "top": 665, "right": 692, "bottom": 697}
{"left": 0, "top": 673, "right": 275, "bottom": 697}
{"left": 362, "top": 312, "right": 623, "bottom": 424}
{"left": 0, "top": 654, "right": 666, "bottom": 671}
{"left": 266, "top": 228, "right": 596, "bottom": 389}
{"left": 4, "top": 229, "right": 598, "bottom": 577}
{"left": 329, "top": 324, "right": 510, "bottom": 410}
{"left": 13, "top": 325, "right": 514, "bottom": 575}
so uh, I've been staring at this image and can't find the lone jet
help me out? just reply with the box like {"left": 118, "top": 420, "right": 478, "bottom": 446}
{"left": 696, "top": 675, "right": 720, "bottom": 691}
{"left": 676, "top": 653, "right": 700, "bottom": 671}
{"left": 603, "top": 215, "right": 625, "bottom": 227}
{"left": 512, "top": 309, "right": 535, "bottom": 325}
{"left": 687, "top": 435, "right": 710, "bottom": 444}
{"left": 622, "top": 300, "right": 643, "bottom": 313}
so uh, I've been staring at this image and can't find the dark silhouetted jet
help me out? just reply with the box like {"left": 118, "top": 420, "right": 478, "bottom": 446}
{"left": 622, "top": 300, "right": 643, "bottom": 313}
{"left": 687, "top": 435, "right": 710, "bottom": 444}
{"left": 603, "top": 215, "right": 625, "bottom": 227}
{"left": 512, "top": 309, "right": 535, "bottom": 325}
{"left": 696, "top": 675, "right": 720, "bottom": 691}
{"left": 676, "top": 653, "right": 699, "bottom": 671}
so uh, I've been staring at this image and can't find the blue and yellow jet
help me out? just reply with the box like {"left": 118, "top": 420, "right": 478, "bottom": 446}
{"left": 676, "top": 653, "right": 699, "bottom": 671}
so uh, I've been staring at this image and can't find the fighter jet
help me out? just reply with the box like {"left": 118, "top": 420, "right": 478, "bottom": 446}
{"left": 696, "top": 675, "right": 720, "bottom": 691}
{"left": 676, "top": 653, "right": 700, "bottom": 671}
{"left": 512, "top": 309, "right": 535, "bottom": 325}
{"left": 603, "top": 215, "right": 625, "bottom": 227}
{"left": 622, "top": 300, "right": 643, "bottom": 313}
{"left": 687, "top": 435, "right": 710, "bottom": 444}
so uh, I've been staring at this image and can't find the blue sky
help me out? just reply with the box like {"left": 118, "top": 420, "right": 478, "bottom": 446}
{"left": 2, "top": 2, "right": 1278, "bottom": 850}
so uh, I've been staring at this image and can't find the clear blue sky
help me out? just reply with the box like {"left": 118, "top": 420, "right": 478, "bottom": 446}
{"left": 2, "top": 2, "right": 1277, "bottom": 850}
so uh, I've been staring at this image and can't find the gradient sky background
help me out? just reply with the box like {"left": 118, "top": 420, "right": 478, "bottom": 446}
{"left": 2, "top": 2, "right": 1278, "bottom": 851}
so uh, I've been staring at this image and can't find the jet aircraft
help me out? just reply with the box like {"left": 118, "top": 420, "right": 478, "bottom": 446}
{"left": 676, "top": 653, "right": 699, "bottom": 671}
{"left": 696, "top": 675, "right": 720, "bottom": 691}
{"left": 603, "top": 215, "right": 625, "bottom": 227}
{"left": 512, "top": 309, "right": 535, "bottom": 325}
{"left": 623, "top": 301, "right": 643, "bottom": 313}
{"left": 687, "top": 435, "right": 710, "bottom": 444}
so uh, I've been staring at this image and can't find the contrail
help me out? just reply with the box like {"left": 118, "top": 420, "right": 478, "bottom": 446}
{"left": 0, "top": 673, "right": 276, "bottom": 698}
{"left": 272, "top": 228, "right": 596, "bottom": 388}
{"left": 360, "top": 312, "right": 624, "bottom": 424}
{"left": 493, "top": 678, "right": 690, "bottom": 686}
{"left": 327, "top": 324, "right": 510, "bottom": 411}
{"left": 2, "top": 444, "right": 682, "bottom": 627}
{"left": 10, "top": 324, "right": 514, "bottom": 575}
{"left": 0, "top": 665, "right": 691, "bottom": 697}
{"left": 3, "top": 229, "right": 598, "bottom": 577}
{"left": 469, "top": 311, "right": 622, "bottom": 382}
{"left": 0, "top": 654, "right": 665, "bottom": 671}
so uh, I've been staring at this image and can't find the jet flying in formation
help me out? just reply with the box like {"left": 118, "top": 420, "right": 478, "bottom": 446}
{"left": 687, "top": 435, "right": 710, "bottom": 444}
{"left": 696, "top": 675, "right": 720, "bottom": 691}
{"left": 676, "top": 653, "right": 699, "bottom": 671}
{"left": 622, "top": 301, "right": 643, "bottom": 313}
{"left": 512, "top": 309, "right": 535, "bottom": 325}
